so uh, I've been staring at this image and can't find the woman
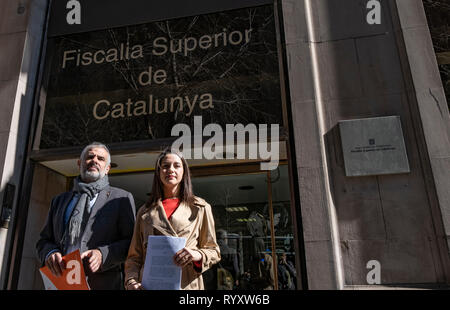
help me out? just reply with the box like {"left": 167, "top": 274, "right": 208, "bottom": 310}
{"left": 124, "top": 149, "right": 220, "bottom": 290}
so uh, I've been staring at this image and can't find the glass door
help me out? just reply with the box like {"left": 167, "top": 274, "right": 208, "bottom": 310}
{"left": 192, "top": 164, "right": 298, "bottom": 290}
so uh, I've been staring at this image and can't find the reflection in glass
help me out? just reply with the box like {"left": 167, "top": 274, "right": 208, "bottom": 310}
{"left": 193, "top": 165, "right": 297, "bottom": 290}
{"left": 109, "top": 164, "right": 297, "bottom": 290}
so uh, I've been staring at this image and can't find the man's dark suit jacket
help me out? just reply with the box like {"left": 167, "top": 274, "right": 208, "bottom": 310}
{"left": 36, "top": 185, "right": 136, "bottom": 290}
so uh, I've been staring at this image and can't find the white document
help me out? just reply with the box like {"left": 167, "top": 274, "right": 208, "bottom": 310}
{"left": 142, "top": 235, "right": 186, "bottom": 290}
{"left": 39, "top": 270, "right": 58, "bottom": 290}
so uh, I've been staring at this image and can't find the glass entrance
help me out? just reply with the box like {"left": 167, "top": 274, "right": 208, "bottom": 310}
{"left": 192, "top": 164, "right": 297, "bottom": 290}
{"left": 19, "top": 155, "right": 299, "bottom": 290}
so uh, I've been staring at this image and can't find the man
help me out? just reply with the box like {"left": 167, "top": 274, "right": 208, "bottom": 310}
{"left": 36, "top": 142, "right": 136, "bottom": 290}
{"left": 277, "top": 252, "right": 296, "bottom": 290}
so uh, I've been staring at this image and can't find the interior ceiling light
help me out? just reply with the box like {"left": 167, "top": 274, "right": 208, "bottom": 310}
{"left": 225, "top": 206, "right": 248, "bottom": 212}
{"left": 237, "top": 218, "right": 256, "bottom": 222}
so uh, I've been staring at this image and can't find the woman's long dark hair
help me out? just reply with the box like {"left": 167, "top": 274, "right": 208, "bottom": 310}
{"left": 146, "top": 148, "right": 194, "bottom": 207}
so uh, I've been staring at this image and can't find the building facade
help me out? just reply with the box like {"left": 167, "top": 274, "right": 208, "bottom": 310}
{"left": 0, "top": 0, "right": 449, "bottom": 290}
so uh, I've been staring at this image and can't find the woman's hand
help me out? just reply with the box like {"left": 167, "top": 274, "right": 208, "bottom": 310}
{"left": 126, "top": 279, "right": 143, "bottom": 290}
{"left": 173, "top": 247, "right": 202, "bottom": 267}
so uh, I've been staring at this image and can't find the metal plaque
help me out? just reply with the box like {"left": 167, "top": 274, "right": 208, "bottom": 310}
{"left": 339, "top": 116, "right": 410, "bottom": 177}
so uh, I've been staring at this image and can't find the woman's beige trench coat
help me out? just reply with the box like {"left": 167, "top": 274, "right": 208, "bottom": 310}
{"left": 125, "top": 196, "right": 221, "bottom": 290}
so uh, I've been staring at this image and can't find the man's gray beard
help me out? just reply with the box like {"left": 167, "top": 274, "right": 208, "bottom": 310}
{"left": 80, "top": 165, "right": 105, "bottom": 183}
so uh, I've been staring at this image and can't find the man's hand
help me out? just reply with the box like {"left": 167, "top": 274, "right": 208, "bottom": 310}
{"left": 45, "top": 252, "right": 65, "bottom": 277}
{"left": 81, "top": 249, "right": 103, "bottom": 273}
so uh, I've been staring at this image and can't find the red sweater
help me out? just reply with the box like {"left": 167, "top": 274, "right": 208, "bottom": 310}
{"left": 162, "top": 198, "right": 180, "bottom": 220}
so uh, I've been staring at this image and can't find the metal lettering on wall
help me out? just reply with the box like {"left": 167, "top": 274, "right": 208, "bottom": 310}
{"left": 339, "top": 116, "right": 410, "bottom": 177}
{"left": 39, "top": 5, "right": 283, "bottom": 149}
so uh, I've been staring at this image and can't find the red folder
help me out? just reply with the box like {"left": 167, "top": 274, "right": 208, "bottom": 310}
{"left": 39, "top": 250, "right": 90, "bottom": 290}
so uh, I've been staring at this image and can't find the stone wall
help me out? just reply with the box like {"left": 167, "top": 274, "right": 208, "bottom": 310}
{"left": 17, "top": 164, "right": 67, "bottom": 289}
{"left": 0, "top": 0, "right": 41, "bottom": 288}
{"left": 282, "top": 0, "right": 450, "bottom": 288}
